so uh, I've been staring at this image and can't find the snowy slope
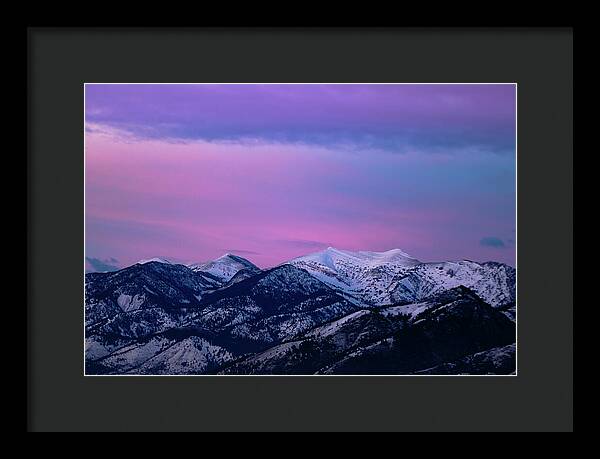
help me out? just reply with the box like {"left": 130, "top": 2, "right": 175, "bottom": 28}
{"left": 389, "top": 260, "right": 515, "bottom": 307}
{"left": 85, "top": 261, "right": 221, "bottom": 330}
{"left": 223, "top": 286, "right": 515, "bottom": 375}
{"left": 289, "top": 247, "right": 421, "bottom": 305}
{"left": 87, "top": 331, "right": 235, "bottom": 375}
{"left": 85, "top": 263, "right": 358, "bottom": 374}
{"left": 136, "top": 257, "right": 172, "bottom": 265}
{"left": 130, "top": 337, "right": 234, "bottom": 375}
{"left": 188, "top": 264, "right": 358, "bottom": 346}
{"left": 289, "top": 247, "right": 515, "bottom": 307}
{"left": 189, "top": 253, "right": 260, "bottom": 283}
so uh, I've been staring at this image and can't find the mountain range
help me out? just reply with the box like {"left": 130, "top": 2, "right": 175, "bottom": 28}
{"left": 85, "top": 249, "right": 516, "bottom": 375}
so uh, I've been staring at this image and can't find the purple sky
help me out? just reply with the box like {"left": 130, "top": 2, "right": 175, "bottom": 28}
{"left": 85, "top": 84, "right": 516, "bottom": 270}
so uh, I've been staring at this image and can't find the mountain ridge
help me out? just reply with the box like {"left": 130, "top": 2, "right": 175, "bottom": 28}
{"left": 85, "top": 248, "right": 516, "bottom": 375}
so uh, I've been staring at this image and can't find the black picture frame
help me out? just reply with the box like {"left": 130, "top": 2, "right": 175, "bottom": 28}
{"left": 27, "top": 27, "right": 573, "bottom": 432}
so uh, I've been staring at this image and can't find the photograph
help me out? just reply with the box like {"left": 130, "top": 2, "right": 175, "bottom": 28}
{"left": 84, "top": 83, "right": 517, "bottom": 376}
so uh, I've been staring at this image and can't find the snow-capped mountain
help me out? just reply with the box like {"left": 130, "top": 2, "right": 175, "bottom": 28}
{"left": 189, "top": 253, "right": 261, "bottom": 283}
{"left": 85, "top": 247, "right": 516, "bottom": 375}
{"left": 289, "top": 247, "right": 515, "bottom": 307}
{"left": 289, "top": 247, "right": 420, "bottom": 305}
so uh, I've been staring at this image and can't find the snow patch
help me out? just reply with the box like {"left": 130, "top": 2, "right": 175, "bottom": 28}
{"left": 117, "top": 293, "right": 145, "bottom": 312}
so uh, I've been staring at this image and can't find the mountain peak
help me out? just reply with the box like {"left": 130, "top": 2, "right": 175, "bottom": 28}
{"left": 288, "top": 247, "right": 424, "bottom": 305}
{"left": 136, "top": 257, "right": 172, "bottom": 265}
{"left": 217, "top": 253, "right": 250, "bottom": 263}
{"left": 189, "top": 253, "right": 260, "bottom": 283}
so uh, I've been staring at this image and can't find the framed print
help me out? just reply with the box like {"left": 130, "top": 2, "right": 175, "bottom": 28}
{"left": 28, "top": 27, "right": 573, "bottom": 432}
{"left": 83, "top": 83, "right": 517, "bottom": 377}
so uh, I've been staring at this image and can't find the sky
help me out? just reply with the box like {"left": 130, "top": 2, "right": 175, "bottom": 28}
{"left": 85, "top": 83, "right": 516, "bottom": 271}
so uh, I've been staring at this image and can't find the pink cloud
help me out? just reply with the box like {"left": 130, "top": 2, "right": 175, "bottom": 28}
{"left": 86, "top": 129, "right": 515, "bottom": 268}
